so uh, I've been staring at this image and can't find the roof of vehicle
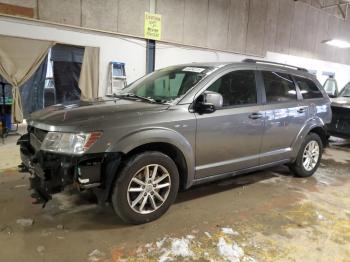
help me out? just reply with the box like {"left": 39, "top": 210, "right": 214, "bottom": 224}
{"left": 175, "top": 59, "right": 314, "bottom": 78}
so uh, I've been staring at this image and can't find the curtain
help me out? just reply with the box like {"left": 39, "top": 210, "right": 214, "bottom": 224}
{"left": 0, "top": 35, "right": 54, "bottom": 123}
{"left": 79, "top": 47, "right": 100, "bottom": 101}
{"left": 20, "top": 55, "right": 48, "bottom": 118}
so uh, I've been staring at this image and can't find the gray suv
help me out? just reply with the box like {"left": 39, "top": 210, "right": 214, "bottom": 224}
{"left": 18, "top": 59, "right": 331, "bottom": 224}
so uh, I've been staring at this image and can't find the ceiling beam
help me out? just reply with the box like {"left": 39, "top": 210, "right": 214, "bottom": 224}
{"left": 320, "top": 0, "right": 349, "bottom": 19}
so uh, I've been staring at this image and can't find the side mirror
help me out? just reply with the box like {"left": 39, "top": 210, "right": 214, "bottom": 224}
{"left": 194, "top": 91, "right": 223, "bottom": 114}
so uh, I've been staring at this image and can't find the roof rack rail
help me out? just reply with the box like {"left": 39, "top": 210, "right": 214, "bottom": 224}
{"left": 243, "top": 59, "right": 308, "bottom": 72}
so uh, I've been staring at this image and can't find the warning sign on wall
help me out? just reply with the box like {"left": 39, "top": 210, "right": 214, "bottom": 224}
{"left": 144, "top": 12, "right": 162, "bottom": 41}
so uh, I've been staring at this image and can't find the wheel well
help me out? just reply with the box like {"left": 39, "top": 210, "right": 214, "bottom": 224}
{"left": 309, "top": 127, "right": 327, "bottom": 147}
{"left": 122, "top": 143, "right": 188, "bottom": 190}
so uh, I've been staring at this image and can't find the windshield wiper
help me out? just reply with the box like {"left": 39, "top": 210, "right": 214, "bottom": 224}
{"left": 113, "top": 93, "right": 158, "bottom": 103}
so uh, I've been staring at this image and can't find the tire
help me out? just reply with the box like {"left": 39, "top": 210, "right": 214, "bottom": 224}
{"left": 290, "top": 133, "right": 323, "bottom": 177}
{"left": 111, "top": 151, "right": 179, "bottom": 224}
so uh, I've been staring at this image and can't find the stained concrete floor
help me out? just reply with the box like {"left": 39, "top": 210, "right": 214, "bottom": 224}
{"left": 0, "top": 133, "right": 349, "bottom": 262}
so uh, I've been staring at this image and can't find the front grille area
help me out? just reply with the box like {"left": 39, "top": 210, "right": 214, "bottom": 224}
{"left": 331, "top": 106, "right": 350, "bottom": 121}
{"left": 329, "top": 106, "right": 350, "bottom": 136}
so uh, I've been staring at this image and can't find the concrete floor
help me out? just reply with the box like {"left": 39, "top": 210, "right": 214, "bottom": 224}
{"left": 0, "top": 132, "right": 349, "bottom": 261}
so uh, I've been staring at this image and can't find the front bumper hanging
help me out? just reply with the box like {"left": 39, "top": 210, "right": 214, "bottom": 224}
{"left": 17, "top": 132, "right": 121, "bottom": 206}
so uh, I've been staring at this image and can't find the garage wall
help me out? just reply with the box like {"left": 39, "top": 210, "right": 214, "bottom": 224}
{"left": 155, "top": 43, "right": 350, "bottom": 91}
{"left": 155, "top": 43, "right": 252, "bottom": 69}
{"left": 0, "top": 17, "right": 146, "bottom": 97}
{"left": 1, "top": 0, "right": 350, "bottom": 64}
{"left": 266, "top": 51, "right": 350, "bottom": 90}
{"left": 2, "top": 0, "right": 350, "bottom": 96}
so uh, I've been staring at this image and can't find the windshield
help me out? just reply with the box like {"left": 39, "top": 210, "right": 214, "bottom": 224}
{"left": 118, "top": 65, "right": 215, "bottom": 103}
{"left": 340, "top": 83, "right": 350, "bottom": 97}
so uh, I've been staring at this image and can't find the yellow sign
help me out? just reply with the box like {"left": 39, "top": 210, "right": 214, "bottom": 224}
{"left": 144, "top": 12, "right": 161, "bottom": 40}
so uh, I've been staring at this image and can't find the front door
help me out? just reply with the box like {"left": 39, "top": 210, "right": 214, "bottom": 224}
{"left": 195, "top": 70, "right": 264, "bottom": 178}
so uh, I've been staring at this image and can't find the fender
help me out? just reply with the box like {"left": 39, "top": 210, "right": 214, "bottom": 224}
{"left": 108, "top": 127, "right": 196, "bottom": 189}
{"left": 290, "top": 116, "right": 326, "bottom": 160}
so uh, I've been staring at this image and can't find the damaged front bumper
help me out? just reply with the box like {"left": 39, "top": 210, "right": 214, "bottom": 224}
{"left": 326, "top": 106, "right": 350, "bottom": 139}
{"left": 17, "top": 132, "right": 121, "bottom": 206}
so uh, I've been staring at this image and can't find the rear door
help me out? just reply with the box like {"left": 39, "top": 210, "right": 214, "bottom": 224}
{"left": 258, "top": 70, "right": 307, "bottom": 164}
{"left": 195, "top": 69, "right": 265, "bottom": 178}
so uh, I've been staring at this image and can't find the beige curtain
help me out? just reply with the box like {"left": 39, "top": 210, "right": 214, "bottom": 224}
{"left": 0, "top": 35, "right": 54, "bottom": 123}
{"left": 79, "top": 47, "right": 100, "bottom": 101}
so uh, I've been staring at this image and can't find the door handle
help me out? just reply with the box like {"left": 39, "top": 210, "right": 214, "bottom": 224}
{"left": 249, "top": 113, "right": 263, "bottom": 119}
{"left": 297, "top": 107, "right": 306, "bottom": 113}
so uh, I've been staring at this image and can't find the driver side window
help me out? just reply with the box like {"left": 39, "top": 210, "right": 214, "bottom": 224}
{"left": 207, "top": 70, "right": 257, "bottom": 107}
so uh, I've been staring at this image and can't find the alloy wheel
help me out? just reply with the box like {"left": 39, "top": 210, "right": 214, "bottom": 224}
{"left": 127, "top": 164, "right": 171, "bottom": 214}
{"left": 302, "top": 140, "right": 320, "bottom": 172}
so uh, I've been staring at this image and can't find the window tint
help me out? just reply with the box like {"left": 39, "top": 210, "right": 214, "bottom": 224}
{"left": 262, "top": 71, "right": 297, "bottom": 103}
{"left": 295, "top": 77, "right": 323, "bottom": 99}
{"left": 207, "top": 70, "right": 257, "bottom": 107}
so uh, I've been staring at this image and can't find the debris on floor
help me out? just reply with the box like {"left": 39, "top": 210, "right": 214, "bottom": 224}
{"left": 36, "top": 245, "right": 45, "bottom": 255}
{"left": 0, "top": 224, "right": 13, "bottom": 236}
{"left": 41, "top": 229, "right": 52, "bottom": 237}
{"left": 217, "top": 237, "right": 245, "bottom": 262}
{"left": 316, "top": 211, "right": 325, "bottom": 221}
{"left": 16, "top": 218, "right": 34, "bottom": 227}
{"left": 222, "top": 227, "right": 239, "bottom": 236}
{"left": 88, "top": 249, "right": 106, "bottom": 262}
{"left": 13, "top": 184, "right": 27, "bottom": 189}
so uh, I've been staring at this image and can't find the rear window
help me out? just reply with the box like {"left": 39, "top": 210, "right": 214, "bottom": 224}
{"left": 295, "top": 77, "right": 323, "bottom": 99}
{"left": 262, "top": 71, "right": 297, "bottom": 103}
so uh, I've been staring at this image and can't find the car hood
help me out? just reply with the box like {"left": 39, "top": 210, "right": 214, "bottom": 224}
{"left": 28, "top": 99, "right": 169, "bottom": 131}
{"left": 331, "top": 97, "right": 350, "bottom": 109}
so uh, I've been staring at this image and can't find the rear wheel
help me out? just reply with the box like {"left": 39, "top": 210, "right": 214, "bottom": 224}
{"left": 290, "top": 133, "right": 323, "bottom": 177}
{"left": 111, "top": 151, "right": 179, "bottom": 224}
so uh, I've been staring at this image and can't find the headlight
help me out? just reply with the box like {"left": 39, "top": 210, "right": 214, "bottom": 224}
{"left": 41, "top": 132, "right": 102, "bottom": 155}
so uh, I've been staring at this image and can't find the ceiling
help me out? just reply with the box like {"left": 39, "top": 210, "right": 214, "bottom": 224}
{"left": 299, "top": 0, "right": 350, "bottom": 20}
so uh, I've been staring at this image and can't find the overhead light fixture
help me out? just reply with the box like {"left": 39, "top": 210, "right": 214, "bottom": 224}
{"left": 323, "top": 39, "right": 350, "bottom": 48}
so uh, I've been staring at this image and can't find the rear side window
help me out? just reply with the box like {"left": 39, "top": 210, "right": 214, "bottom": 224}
{"left": 295, "top": 77, "right": 323, "bottom": 99}
{"left": 207, "top": 70, "right": 257, "bottom": 107}
{"left": 262, "top": 71, "right": 297, "bottom": 103}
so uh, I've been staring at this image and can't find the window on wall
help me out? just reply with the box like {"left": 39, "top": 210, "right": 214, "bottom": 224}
{"left": 294, "top": 76, "right": 323, "bottom": 99}
{"left": 207, "top": 70, "right": 257, "bottom": 107}
{"left": 262, "top": 71, "right": 297, "bottom": 103}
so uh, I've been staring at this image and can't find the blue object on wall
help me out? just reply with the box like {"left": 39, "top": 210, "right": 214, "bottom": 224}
{"left": 111, "top": 62, "right": 126, "bottom": 77}
{"left": 0, "top": 114, "right": 11, "bottom": 129}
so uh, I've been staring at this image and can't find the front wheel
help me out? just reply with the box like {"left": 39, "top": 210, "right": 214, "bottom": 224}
{"left": 290, "top": 133, "right": 323, "bottom": 177}
{"left": 111, "top": 151, "right": 179, "bottom": 224}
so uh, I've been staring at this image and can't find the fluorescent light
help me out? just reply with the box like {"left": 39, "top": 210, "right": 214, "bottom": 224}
{"left": 323, "top": 39, "right": 350, "bottom": 48}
